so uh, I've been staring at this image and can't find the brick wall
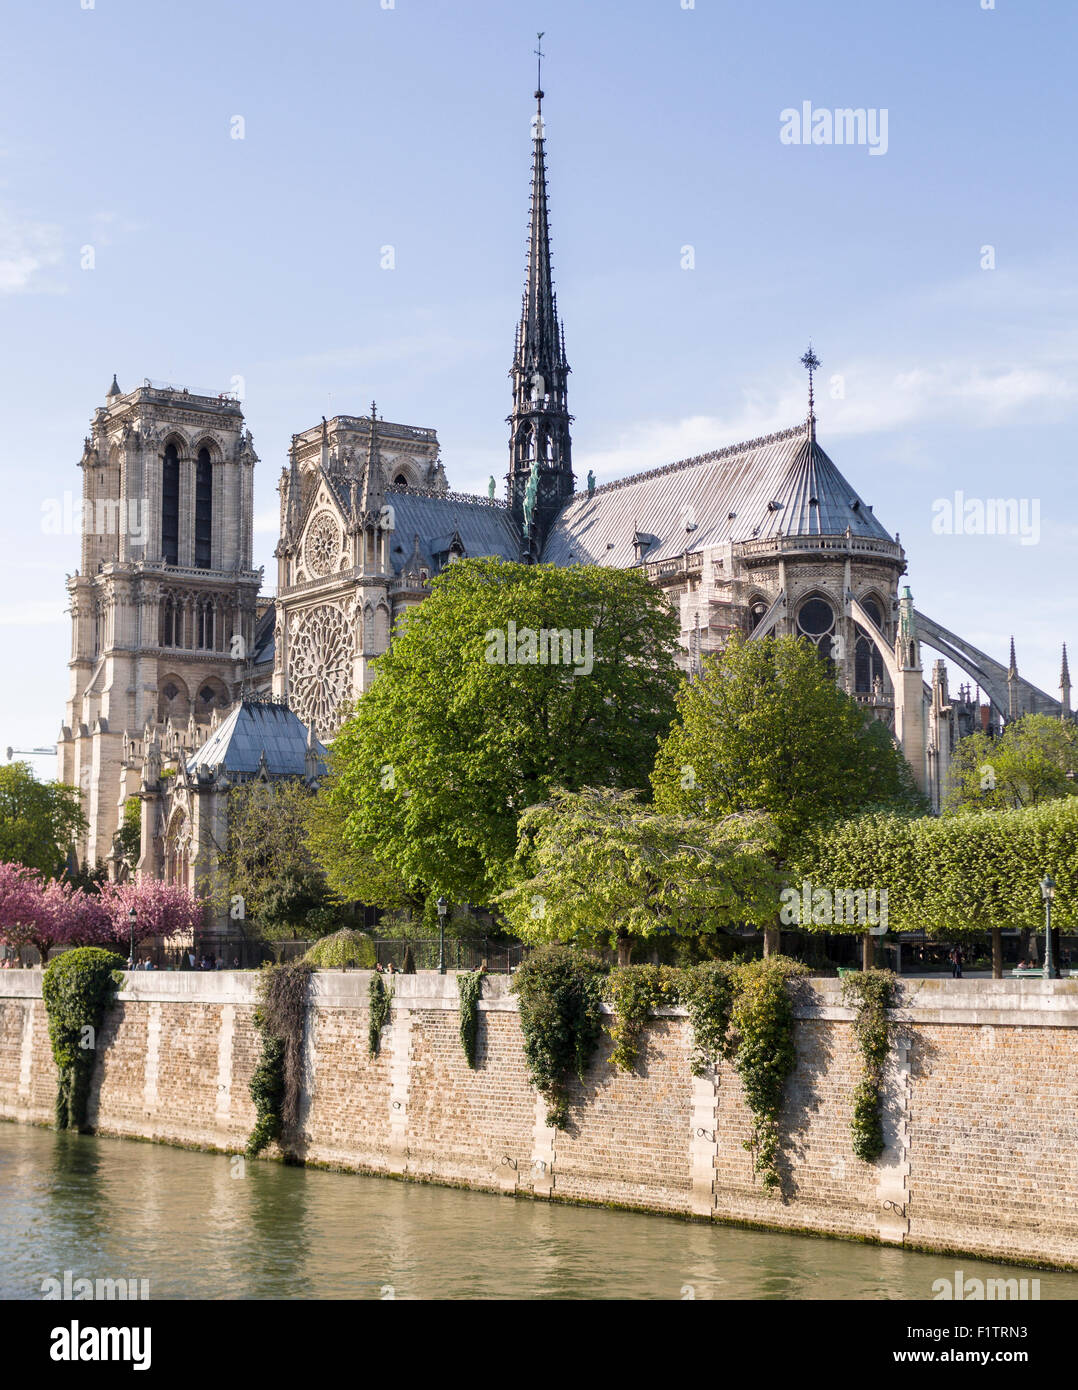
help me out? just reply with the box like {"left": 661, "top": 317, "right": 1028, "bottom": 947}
{"left": 0, "top": 970, "right": 1075, "bottom": 1270}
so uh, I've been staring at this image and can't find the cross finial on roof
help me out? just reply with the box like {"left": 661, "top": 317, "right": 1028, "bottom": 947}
{"left": 535, "top": 31, "right": 545, "bottom": 102}
{"left": 800, "top": 344, "right": 820, "bottom": 439}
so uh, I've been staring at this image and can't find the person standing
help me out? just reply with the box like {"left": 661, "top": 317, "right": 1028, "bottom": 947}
{"left": 950, "top": 945, "right": 964, "bottom": 979}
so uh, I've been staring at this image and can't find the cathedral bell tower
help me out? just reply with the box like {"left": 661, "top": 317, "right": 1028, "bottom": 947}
{"left": 507, "top": 36, "right": 574, "bottom": 558}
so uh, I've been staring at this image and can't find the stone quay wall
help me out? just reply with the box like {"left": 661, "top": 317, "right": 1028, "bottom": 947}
{"left": 0, "top": 971, "right": 1075, "bottom": 1270}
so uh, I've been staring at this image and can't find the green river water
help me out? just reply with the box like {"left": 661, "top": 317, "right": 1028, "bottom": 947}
{"left": 2, "top": 1123, "right": 1075, "bottom": 1301}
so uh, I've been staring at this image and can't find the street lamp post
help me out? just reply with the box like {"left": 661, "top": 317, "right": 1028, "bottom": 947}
{"left": 1039, "top": 875, "right": 1056, "bottom": 980}
{"left": 127, "top": 906, "right": 137, "bottom": 971}
{"left": 436, "top": 896, "right": 448, "bottom": 975}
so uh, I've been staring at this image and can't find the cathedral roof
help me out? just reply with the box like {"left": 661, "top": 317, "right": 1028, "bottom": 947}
{"left": 385, "top": 488, "right": 521, "bottom": 573}
{"left": 186, "top": 700, "right": 326, "bottom": 778}
{"left": 540, "top": 423, "right": 894, "bottom": 568}
{"left": 250, "top": 604, "right": 276, "bottom": 671}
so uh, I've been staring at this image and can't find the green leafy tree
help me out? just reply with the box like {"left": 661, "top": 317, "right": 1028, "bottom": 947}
{"left": 316, "top": 558, "right": 681, "bottom": 909}
{"left": 796, "top": 798, "right": 1078, "bottom": 977}
{"left": 0, "top": 762, "right": 86, "bottom": 878}
{"left": 652, "top": 635, "right": 924, "bottom": 956}
{"left": 114, "top": 795, "right": 142, "bottom": 875}
{"left": 258, "top": 868, "right": 330, "bottom": 939}
{"left": 217, "top": 781, "right": 331, "bottom": 940}
{"left": 944, "top": 713, "right": 1078, "bottom": 814}
{"left": 499, "top": 787, "right": 781, "bottom": 964}
{"left": 306, "top": 790, "right": 420, "bottom": 913}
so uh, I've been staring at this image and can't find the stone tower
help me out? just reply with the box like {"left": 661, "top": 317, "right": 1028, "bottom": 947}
{"left": 58, "top": 379, "right": 261, "bottom": 868}
{"left": 273, "top": 405, "right": 450, "bottom": 731}
{"left": 506, "top": 51, "right": 574, "bottom": 556}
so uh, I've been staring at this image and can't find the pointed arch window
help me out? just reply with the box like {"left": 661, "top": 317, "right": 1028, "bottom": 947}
{"left": 160, "top": 593, "right": 177, "bottom": 648}
{"left": 748, "top": 596, "right": 769, "bottom": 633}
{"left": 196, "top": 597, "right": 215, "bottom": 650}
{"left": 162, "top": 444, "right": 180, "bottom": 566}
{"left": 195, "top": 448, "right": 212, "bottom": 569}
{"left": 855, "top": 596, "right": 887, "bottom": 693}
{"left": 796, "top": 596, "right": 838, "bottom": 666}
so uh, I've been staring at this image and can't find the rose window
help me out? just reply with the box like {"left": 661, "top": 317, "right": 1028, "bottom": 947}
{"left": 304, "top": 513, "right": 342, "bottom": 578}
{"left": 287, "top": 603, "right": 352, "bottom": 735}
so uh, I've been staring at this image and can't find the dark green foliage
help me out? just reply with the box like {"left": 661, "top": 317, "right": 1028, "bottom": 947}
{"left": 368, "top": 974, "right": 392, "bottom": 1056}
{"left": 605, "top": 964, "right": 680, "bottom": 1072}
{"left": 652, "top": 636, "right": 925, "bottom": 850}
{"left": 112, "top": 795, "right": 142, "bottom": 872}
{"left": 258, "top": 868, "right": 330, "bottom": 937}
{"left": 0, "top": 762, "right": 87, "bottom": 879}
{"left": 41, "top": 947, "right": 124, "bottom": 1131}
{"left": 842, "top": 969, "right": 897, "bottom": 1162}
{"left": 246, "top": 960, "right": 313, "bottom": 1157}
{"left": 457, "top": 968, "right": 485, "bottom": 1068}
{"left": 247, "top": 1034, "right": 285, "bottom": 1158}
{"left": 511, "top": 945, "right": 606, "bottom": 1128}
{"left": 727, "top": 958, "right": 809, "bottom": 1192}
{"left": 677, "top": 961, "right": 739, "bottom": 1076}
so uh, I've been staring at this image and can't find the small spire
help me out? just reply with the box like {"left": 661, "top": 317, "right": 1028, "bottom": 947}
{"left": 1008, "top": 636, "right": 1018, "bottom": 678}
{"left": 286, "top": 435, "right": 302, "bottom": 532}
{"left": 1062, "top": 643, "right": 1070, "bottom": 683}
{"left": 1062, "top": 643, "right": 1072, "bottom": 717}
{"left": 107, "top": 373, "right": 121, "bottom": 398}
{"left": 800, "top": 345, "right": 820, "bottom": 441}
{"left": 535, "top": 30, "right": 544, "bottom": 104}
{"left": 359, "top": 407, "right": 385, "bottom": 518}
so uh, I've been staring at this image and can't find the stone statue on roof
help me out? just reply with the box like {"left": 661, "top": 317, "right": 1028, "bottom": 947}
{"left": 523, "top": 466, "right": 539, "bottom": 537}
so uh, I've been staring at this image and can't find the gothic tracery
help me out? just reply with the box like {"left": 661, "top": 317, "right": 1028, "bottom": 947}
{"left": 286, "top": 602, "right": 353, "bottom": 734}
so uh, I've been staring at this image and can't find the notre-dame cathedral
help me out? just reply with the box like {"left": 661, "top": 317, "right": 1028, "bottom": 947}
{"left": 59, "top": 77, "right": 1072, "bottom": 931}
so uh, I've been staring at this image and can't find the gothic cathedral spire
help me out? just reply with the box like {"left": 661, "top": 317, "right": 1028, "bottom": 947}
{"left": 507, "top": 35, "right": 574, "bottom": 557}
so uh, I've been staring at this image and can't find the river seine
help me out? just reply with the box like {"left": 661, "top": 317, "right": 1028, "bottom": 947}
{"left": 2, "top": 1124, "right": 1075, "bottom": 1300}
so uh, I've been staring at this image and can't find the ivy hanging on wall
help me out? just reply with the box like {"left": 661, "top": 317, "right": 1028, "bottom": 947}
{"left": 41, "top": 947, "right": 125, "bottom": 1132}
{"left": 511, "top": 945, "right": 605, "bottom": 1129}
{"left": 841, "top": 968, "right": 898, "bottom": 1162}
{"left": 677, "top": 961, "right": 739, "bottom": 1077}
{"left": 457, "top": 968, "right": 485, "bottom": 1068}
{"left": 728, "top": 958, "right": 808, "bottom": 1192}
{"left": 247, "top": 959, "right": 313, "bottom": 1158}
{"left": 368, "top": 973, "right": 393, "bottom": 1057}
{"left": 605, "top": 964, "right": 679, "bottom": 1072}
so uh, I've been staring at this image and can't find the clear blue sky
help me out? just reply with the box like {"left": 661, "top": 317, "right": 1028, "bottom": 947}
{"left": 2, "top": 0, "right": 1076, "bottom": 776}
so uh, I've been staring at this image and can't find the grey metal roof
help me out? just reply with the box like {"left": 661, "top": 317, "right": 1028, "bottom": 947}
{"left": 540, "top": 423, "right": 893, "bottom": 568}
{"left": 386, "top": 489, "right": 521, "bottom": 574}
{"left": 187, "top": 701, "right": 326, "bottom": 777}
{"left": 251, "top": 604, "right": 275, "bottom": 668}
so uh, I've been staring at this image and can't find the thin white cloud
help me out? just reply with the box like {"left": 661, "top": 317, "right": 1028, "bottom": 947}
{"left": 576, "top": 356, "right": 1078, "bottom": 482}
{"left": 0, "top": 205, "right": 64, "bottom": 294}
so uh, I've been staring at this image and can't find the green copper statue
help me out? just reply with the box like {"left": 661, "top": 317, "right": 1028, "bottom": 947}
{"left": 523, "top": 466, "right": 539, "bottom": 537}
{"left": 488, "top": 475, "right": 496, "bottom": 501}
{"left": 587, "top": 469, "right": 596, "bottom": 497}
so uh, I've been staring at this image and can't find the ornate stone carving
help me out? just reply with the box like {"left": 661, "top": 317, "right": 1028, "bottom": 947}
{"left": 287, "top": 602, "right": 352, "bottom": 734}
{"left": 304, "top": 512, "right": 343, "bottom": 578}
